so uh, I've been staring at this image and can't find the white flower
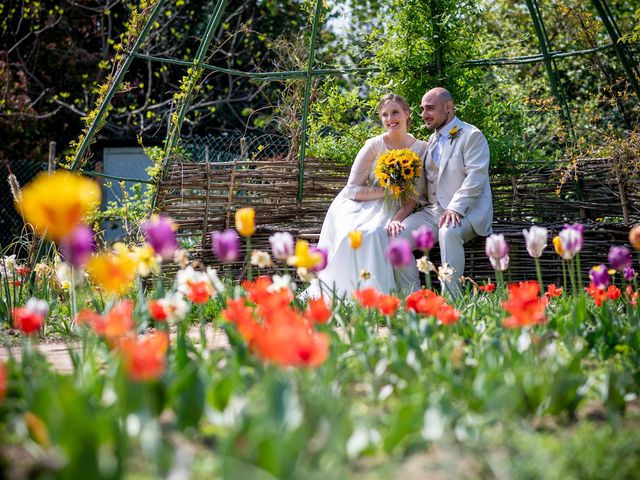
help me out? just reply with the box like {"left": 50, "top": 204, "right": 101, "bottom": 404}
{"left": 25, "top": 297, "right": 49, "bottom": 318}
{"left": 416, "top": 256, "right": 436, "bottom": 274}
{"left": 269, "top": 232, "right": 295, "bottom": 260}
{"left": 55, "top": 261, "right": 84, "bottom": 287}
{"left": 176, "top": 266, "right": 209, "bottom": 295}
{"left": 359, "top": 269, "right": 371, "bottom": 281}
{"left": 297, "top": 267, "right": 315, "bottom": 282}
{"left": 517, "top": 329, "right": 531, "bottom": 353}
{"left": 156, "top": 292, "right": 190, "bottom": 322}
{"left": 173, "top": 249, "right": 190, "bottom": 268}
{"left": 268, "top": 274, "right": 294, "bottom": 293}
{"left": 522, "top": 226, "right": 548, "bottom": 258}
{"left": 206, "top": 267, "right": 225, "bottom": 293}
{"left": 250, "top": 250, "right": 272, "bottom": 268}
{"left": 485, "top": 234, "right": 508, "bottom": 259}
{"left": 489, "top": 254, "right": 510, "bottom": 271}
{"left": 1, "top": 255, "right": 17, "bottom": 275}
{"left": 437, "top": 263, "right": 455, "bottom": 283}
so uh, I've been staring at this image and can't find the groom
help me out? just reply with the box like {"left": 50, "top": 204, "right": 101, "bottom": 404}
{"left": 388, "top": 87, "right": 493, "bottom": 295}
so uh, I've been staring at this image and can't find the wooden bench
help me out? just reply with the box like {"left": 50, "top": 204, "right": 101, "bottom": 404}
{"left": 156, "top": 156, "right": 638, "bottom": 282}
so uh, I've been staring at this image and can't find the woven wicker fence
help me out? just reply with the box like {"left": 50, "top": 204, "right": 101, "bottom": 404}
{"left": 156, "top": 155, "right": 639, "bottom": 283}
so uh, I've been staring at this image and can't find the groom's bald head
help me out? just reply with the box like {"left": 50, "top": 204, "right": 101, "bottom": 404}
{"left": 421, "top": 87, "right": 454, "bottom": 131}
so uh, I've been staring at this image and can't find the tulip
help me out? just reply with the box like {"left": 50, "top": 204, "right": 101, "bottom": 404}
{"left": 60, "top": 224, "right": 95, "bottom": 267}
{"left": 552, "top": 235, "right": 565, "bottom": 257}
{"left": 558, "top": 224, "right": 583, "bottom": 260}
{"left": 630, "top": 225, "right": 640, "bottom": 250}
{"left": 522, "top": 226, "right": 548, "bottom": 258}
{"left": 211, "top": 229, "right": 240, "bottom": 262}
{"left": 412, "top": 225, "right": 436, "bottom": 251}
{"left": 269, "top": 232, "right": 294, "bottom": 260}
{"left": 348, "top": 230, "right": 363, "bottom": 249}
{"left": 490, "top": 254, "right": 509, "bottom": 272}
{"left": 623, "top": 266, "right": 636, "bottom": 282}
{"left": 385, "top": 238, "right": 413, "bottom": 268}
{"left": 235, "top": 207, "right": 255, "bottom": 237}
{"left": 589, "top": 264, "right": 610, "bottom": 290}
{"left": 141, "top": 215, "right": 178, "bottom": 259}
{"left": 608, "top": 246, "right": 632, "bottom": 272}
{"left": 485, "top": 234, "right": 508, "bottom": 259}
{"left": 287, "top": 240, "right": 323, "bottom": 270}
{"left": 309, "top": 246, "right": 328, "bottom": 272}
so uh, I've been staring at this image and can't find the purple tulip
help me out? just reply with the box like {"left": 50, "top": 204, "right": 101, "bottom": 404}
{"left": 412, "top": 225, "right": 436, "bottom": 251}
{"left": 558, "top": 224, "right": 584, "bottom": 259}
{"left": 386, "top": 238, "right": 413, "bottom": 268}
{"left": 623, "top": 266, "right": 636, "bottom": 282}
{"left": 608, "top": 246, "right": 632, "bottom": 272}
{"left": 489, "top": 254, "right": 510, "bottom": 272}
{"left": 142, "top": 215, "right": 178, "bottom": 259}
{"left": 589, "top": 264, "right": 610, "bottom": 290}
{"left": 60, "top": 224, "right": 95, "bottom": 267}
{"left": 269, "top": 232, "right": 295, "bottom": 260}
{"left": 211, "top": 229, "right": 240, "bottom": 262}
{"left": 309, "top": 246, "right": 328, "bottom": 272}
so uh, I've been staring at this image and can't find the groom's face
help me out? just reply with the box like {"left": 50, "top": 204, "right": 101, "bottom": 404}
{"left": 420, "top": 93, "right": 450, "bottom": 131}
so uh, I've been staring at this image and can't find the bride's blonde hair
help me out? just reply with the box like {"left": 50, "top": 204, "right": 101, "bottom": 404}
{"left": 378, "top": 93, "right": 412, "bottom": 128}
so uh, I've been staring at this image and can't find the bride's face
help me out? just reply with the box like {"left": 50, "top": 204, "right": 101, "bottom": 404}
{"left": 379, "top": 101, "right": 409, "bottom": 133}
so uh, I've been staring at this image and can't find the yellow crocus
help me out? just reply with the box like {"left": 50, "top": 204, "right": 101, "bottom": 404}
{"left": 287, "top": 240, "right": 322, "bottom": 269}
{"left": 552, "top": 235, "right": 565, "bottom": 257}
{"left": 348, "top": 230, "right": 363, "bottom": 249}
{"left": 15, "top": 171, "right": 101, "bottom": 241}
{"left": 235, "top": 207, "right": 256, "bottom": 237}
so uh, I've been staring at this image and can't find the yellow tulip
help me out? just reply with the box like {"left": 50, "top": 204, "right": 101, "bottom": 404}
{"left": 348, "top": 230, "right": 363, "bottom": 249}
{"left": 287, "top": 240, "right": 322, "bottom": 269}
{"left": 235, "top": 207, "right": 255, "bottom": 237}
{"left": 552, "top": 235, "right": 565, "bottom": 257}
{"left": 87, "top": 245, "right": 136, "bottom": 296}
{"left": 630, "top": 225, "right": 640, "bottom": 250}
{"left": 15, "top": 171, "right": 101, "bottom": 241}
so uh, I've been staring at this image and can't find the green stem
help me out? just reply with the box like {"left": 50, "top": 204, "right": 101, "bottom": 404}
{"left": 246, "top": 236, "right": 253, "bottom": 281}
{"left": 534, "top": 257, "right": 544, "bottom": 295}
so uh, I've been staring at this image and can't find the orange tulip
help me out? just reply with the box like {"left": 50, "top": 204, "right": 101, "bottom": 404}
{"left": 353, "top": 287, "right": 381, "bottom": 308}
{"left": 118, "top": 332, "right": 169, "bottom": 382}
{"left": 502, "top": 281, "right": 547, "bottom": 328}
{"left": 305, "top": 297, "right": 332, "bottom": 324}
{"left": 378, "top": 294, "right": 400, "bottom": 316}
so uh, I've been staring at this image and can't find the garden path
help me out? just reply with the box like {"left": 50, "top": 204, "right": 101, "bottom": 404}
{"left": 0, "top": 326, "right": 377, "bottom": 373}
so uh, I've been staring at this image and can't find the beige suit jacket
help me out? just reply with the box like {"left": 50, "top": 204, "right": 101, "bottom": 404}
{"left": 417, "top": 117, "right": 493, "bottom": 236}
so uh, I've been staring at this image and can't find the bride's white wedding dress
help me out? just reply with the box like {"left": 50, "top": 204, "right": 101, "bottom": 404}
{"left": 308, "top": 134, "right": 428, "bottom": 299}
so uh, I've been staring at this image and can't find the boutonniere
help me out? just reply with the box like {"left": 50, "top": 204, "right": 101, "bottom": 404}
{"left": 448, "top": 125, "right": 463, "bottom": 144}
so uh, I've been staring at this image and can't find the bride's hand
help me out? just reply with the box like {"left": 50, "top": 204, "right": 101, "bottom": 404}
{"left": 387, "top": 221, "right": 405, "bottom": 237}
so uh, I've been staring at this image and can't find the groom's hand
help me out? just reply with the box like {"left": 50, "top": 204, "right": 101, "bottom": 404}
{"left": 387, "top": 221, "right": 405, "bottom": 237}
{"left": 439, "top": 209, "right": 461, "bottom": 228}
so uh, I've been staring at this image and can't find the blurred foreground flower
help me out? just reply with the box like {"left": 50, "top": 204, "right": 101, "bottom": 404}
{"left": 15, "top": 171, "right": 101, "bottom": 241}
{"left": 522, "top": 226, "right": 547, "bottom": 258}
{"left": 12, "top": 301, "right": 46, "bottom": 334}
{"left": 623, "top": 267, "right": 636, "bottom": 282}
{"left": 309, "top": 246, "right": 328, "bottom": 272}
{"left": 60, "top": 224, "right": 95, "bottom": 267}
{"left": 501, "top": 281, "right": 547, "bottom": 328}
{"left": 353, "top": 287, "right": 381, "bottom": 308}
{"left": 589, "top": 264, "right": 610, "bottom": 290}
{"left": 118, "top": 332, "right": 169, "bottom": 382}
{"left": 269, "top": 232, "right": 294, "bottom": 260}
{"left": 348, "top": 230, "right": 363, "bottom": 249}
{"left": 608, "top": 246, "right": 632, "bottom": 272}
{"left": 378, "top": 294, "right": 400, "bottom": 316}
{"left": 141, "top": 215, "right": 178, "bottom": 259}
{"left": 131, "top": 244, "right": 161, "bottom": 277}
{"left": 386, "top": 238, "right": 412, "bottom": 268}
{"left": 287, "top": 240, "right": 323, "bottom": 269}
{"left": 629, "top": 225, "right": 640, "bottom": 250}
{"left": 412, "top": 225, "right": 435, "bottom": 251}
{"left": 149, "top": 293, "right": 189, "bottom": 323}
{"left": 211, "top": 229, "right": 240, "bottom": 262}
{"left": 177, "top": 266, "right": 214, "bottom": 304}
{"left": 235, "top": 207, "right": 255, "bottom": 237}
{"left": 87, "top": 244, "right": 136, "bottom": 296}
{"left": 251, "top": 250, "right": 272, "bottom": 268}
{"left": 305, "top": 298, "right": 332, "bottom": 324}
{"left": 76, "top": 300, "right": 134, "bottom": 340}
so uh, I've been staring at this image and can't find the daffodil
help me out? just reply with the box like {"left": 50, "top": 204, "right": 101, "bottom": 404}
{"left": 287, "top": 240, "right": 323, "bottom": 269}
{"left": 131, "top": 243, "right": 161, "bottom": 277}
{"left": 15, "top": 171, "right": 101, "bottom": 241}
{"left": 87, "top": 245, "right": 136, "bottom": 296}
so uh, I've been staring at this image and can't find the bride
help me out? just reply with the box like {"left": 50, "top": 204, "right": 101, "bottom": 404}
{"left": 309, "top": 93, "right": 429, "bottom": 298}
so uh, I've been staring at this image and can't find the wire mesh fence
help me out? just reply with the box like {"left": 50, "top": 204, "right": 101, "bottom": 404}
{"left": 1, "top": 159, "right": 48, "bottom": 250}
{"left": 180, "top": 133, "right": 291, "bottom": 163}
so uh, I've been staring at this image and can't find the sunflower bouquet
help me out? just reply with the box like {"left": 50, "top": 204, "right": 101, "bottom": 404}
{"left": 374, "top": 148, "right": 422, "bottom": 204}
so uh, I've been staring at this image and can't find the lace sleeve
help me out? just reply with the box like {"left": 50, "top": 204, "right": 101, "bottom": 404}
{"left": 343, "top": 138, "right": 385, "bottom": 201}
